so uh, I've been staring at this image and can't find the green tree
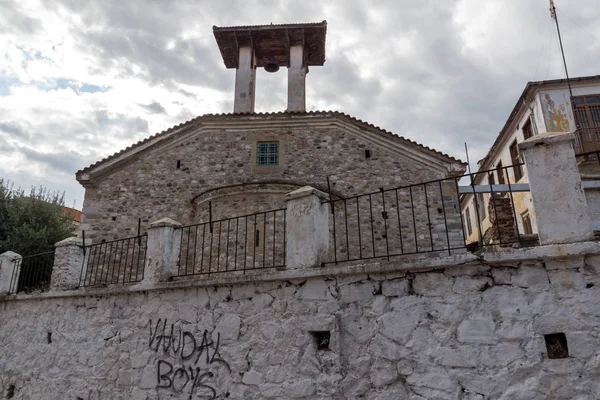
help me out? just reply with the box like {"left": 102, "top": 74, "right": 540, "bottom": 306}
{"left": 0, "top": 180, "right": 76, "bottom": 255}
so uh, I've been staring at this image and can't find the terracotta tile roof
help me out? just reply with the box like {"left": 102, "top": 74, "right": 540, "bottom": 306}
{"left": 76, "top": 110, "right": 464, "bottom": 176}
{"left": 62, "top": 206, "right": 82, "bottom": 223}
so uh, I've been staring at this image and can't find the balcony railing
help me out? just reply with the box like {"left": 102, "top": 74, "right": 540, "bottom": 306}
{"left": 575, "top": 127, "right": 600, "bottom": 154}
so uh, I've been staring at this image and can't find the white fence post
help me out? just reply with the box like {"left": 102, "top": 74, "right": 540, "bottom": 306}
{"left": 142, "top": 218, "right": 182, "bottom": 284}
{"left": 51, "top": 237, "right": 85, "bottom": 291}
{"left": 519, "top": 132, "right": 595, "bottom": 245}
{"left": 285, "top": 186, "right": 330, "bottom": 269}
{"left": 0, "top": 251, "right": 21, "bottom": 295}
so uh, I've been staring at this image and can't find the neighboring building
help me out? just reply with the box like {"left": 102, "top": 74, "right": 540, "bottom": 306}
{"left": 462, "top": 75, "right": 600, "bottom": 244}
{"left": 76, "top": 22, "right": 465, "bottom": 242}
{"left": 62, "top": 206, "right": 82, "bottom": 227}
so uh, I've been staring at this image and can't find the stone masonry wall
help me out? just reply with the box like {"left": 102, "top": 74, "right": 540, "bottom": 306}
{"left": 2, "top": 248, "right": 600, "bottom": 399}
{"left": 483, "top": 194, "right": 518, "bottom": 245}
{"left": 81, "top": 123, "right": 451, "bottom": 242}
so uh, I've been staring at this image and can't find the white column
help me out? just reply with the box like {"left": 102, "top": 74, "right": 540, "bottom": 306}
{"left": 519, "top": 132, "right": 595, "bottom": 245}
{"left": 287, "top": 45, "right": 307, "bottom": 112}
{"left": 51, "top": 237, "right": 85, "bottom": 291}
{"left": 285, "top": 186, "right": 330, "bottom": 269}
{"left": 0, "top": 251, "right": 21, "bottom": 295}
{"left": 143, "top": 218, "right": 182, "bottom": 284}
{"left": 234, "top": 46, "right": 256, "bottom": 113}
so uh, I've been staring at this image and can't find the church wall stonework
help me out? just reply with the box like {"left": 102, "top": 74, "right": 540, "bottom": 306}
{"left": 80, "top": 123, "right": 457, "bottom": 242}
{"left": 1, "top": 248, "right": 600, "bottom": 399}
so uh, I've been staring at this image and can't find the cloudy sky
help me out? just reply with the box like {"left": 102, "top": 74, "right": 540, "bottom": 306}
{"left": 1, "top": 0, "right": 599, "bottom": 208}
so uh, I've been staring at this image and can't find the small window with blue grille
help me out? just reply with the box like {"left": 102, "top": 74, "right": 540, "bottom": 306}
{"left": 256, "top": 142, "right": 279, "bottom": 166}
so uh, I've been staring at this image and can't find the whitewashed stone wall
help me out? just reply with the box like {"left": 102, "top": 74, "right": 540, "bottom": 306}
{"left": 2, "top": 244, "right": 600, "bottom": 399}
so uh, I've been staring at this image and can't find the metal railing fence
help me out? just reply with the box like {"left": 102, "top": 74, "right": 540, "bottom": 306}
{"left": 177, "top": 209, "right": 286, "bottom": 277}
{"left": 575, "top": 127, "right": 600, "bottom": 155}
{"left": 79, "top": 234, "right": 147, "bottom": 287}
{"left": 8, "top": 251, "right": 55, "bottom": 294}
{"left": 324, "top": 163, "right": 536, "bottom": 264}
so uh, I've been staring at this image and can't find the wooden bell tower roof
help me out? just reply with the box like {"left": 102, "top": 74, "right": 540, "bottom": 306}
{"left": 213, "top": 21, "right": 327, "bottom": 69}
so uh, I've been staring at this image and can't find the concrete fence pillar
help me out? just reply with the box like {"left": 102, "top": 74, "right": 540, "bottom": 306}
{"left": 287, "top": 45, "right": 307, "bottom": 112}
{"left": 285, "top": 186, "right": 330, "bottom": 269}
{"left": 51, "top": 237, "right": 86, "bottom": 291}
{"left": 143, "top": 218, "right": 182, "bottom": 284}
{"left": 234, "top": 46, "right": 256, "bottom": 113}
{"left": 519, "top": 132, "right": 595, "bottom": 245}
{"left": 0, "top": 251, "right": 21, "bottom": 295}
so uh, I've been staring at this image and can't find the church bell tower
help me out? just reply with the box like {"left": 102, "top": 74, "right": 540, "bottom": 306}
{"left": 213, "top": 21, "right": 327, "bottom": 113}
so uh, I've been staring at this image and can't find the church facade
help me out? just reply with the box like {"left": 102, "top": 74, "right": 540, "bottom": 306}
{"left": 76, "top": 22, "right": 464, "bottom": 242}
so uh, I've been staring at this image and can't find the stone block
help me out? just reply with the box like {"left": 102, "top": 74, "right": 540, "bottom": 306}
{"left": 368, "top": 334, "right": 405, "bottom": 361}
{"left": 511, "top": 265, "right": 549, "bottom": 289}
{"left": 491, "top": 267, "right": 513, "bottom": 285}
{"left": 295, "top": 278, "right": 332, "bottom": 300}
{"left": 492, "top": 342, "right": 524, "bottom": 367}
{"left": 547, "top": 269, "right": 586, "bottom": 290}
{"left": 372, "top": 385, "right": 409, "bottom": 400}
{"left": 405, "top": 366, "right": 457, "bottom": 391}
{"left": 377, "top": 309, "right": 421, "bottom": 344}
{"left": 283, "top": 379, "right": 316, "bottom": 398}
{"left": 215, "top": 313, "right": 241, "bottom": 341}
{"left": 444, "top": 265, "right": 490, "bottom": 277}
{"left": 339, "top": 280, "right": 379, "bottom": 303}
{"left": 457, "top": 318, "right": 497, "bottom": 344}
{"left": 381, "top": 279, "right": 409, "bottom": 297}
{"left": 412, "top": 273, "right": 454, "bottom": 296}
{"left": 370, "top": 359, "right": 399, "bottom": 388}
{"left": 432, "top": 346, "right": 478, "bottom": 368}
{"left": 242, "top": 370, "right": 263, "bottom": 385}
{"left": 545, "top": 256, "right": 585, "bottom": 271}
{"left": 452, "top": 276, "right": 492, "bottom": 294}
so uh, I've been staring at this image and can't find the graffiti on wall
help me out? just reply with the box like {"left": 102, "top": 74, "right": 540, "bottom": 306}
{"left": 148, "top": 319, "right": 230, "bottom": 399}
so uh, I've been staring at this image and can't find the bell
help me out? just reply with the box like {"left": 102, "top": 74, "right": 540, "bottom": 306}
{"left": 264, "top": 61, "right": 279, "bottom": 73}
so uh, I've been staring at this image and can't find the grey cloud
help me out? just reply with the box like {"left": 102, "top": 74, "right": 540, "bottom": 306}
{"left": 18, "top": 147, "right": 92, "bottom": 175}
{"left": 94, "top": 110, "right": 149, "bottom": 136}
{"left": 139, "top": 101, "right": 167, "bottom": 114}
{"left": 0, "top": 2, "right": 43, "bottom": 35}
{"left": 0, "top": 121, "right": 29, "bottom": 139}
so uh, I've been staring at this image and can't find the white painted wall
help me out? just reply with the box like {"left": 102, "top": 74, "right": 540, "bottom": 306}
{"left": 2, "top": 246, "right": 600, "bottom": 399}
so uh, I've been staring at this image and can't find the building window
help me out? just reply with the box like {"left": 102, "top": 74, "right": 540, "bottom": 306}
{"left": 521, "top": 210, "right": 533, "bottom": 235}
{"left": 476, "top": 193, "right": 486, "bottom": 223}
{"left": 523, "top": 119, "right": 533, "bottom": 140}
{"left": 256, "top": 142, "right": 279, "bottom": 166}
{"left": 464, "top": 207, "right": 473, "bottom": 236}
{"left": 496, "top": 161, "right": 505, "bottom": 185}
{"left": 573, "top": 96, "right": 600, "bottom": 153}
{"left": 509, "top": 140, "right": 523, "bottom": 181}
{"left": 573, "top": 95, "right": 600, "bottom": 129}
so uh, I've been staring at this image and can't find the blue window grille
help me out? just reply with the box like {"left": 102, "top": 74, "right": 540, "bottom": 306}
{"left": 256, "top": 142, "right": 279, "bottom": 166}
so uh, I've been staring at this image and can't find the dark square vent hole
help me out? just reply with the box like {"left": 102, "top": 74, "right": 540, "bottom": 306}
{"left": 311, "top": 331, "right": 330, "bottom": 350}
{"left": 544, "top": 332, "right": 569, "bottom": 359}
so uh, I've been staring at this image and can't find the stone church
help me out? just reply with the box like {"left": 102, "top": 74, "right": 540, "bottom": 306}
{"left": 76, "top": 21, "right": 464, "bottom": 242}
